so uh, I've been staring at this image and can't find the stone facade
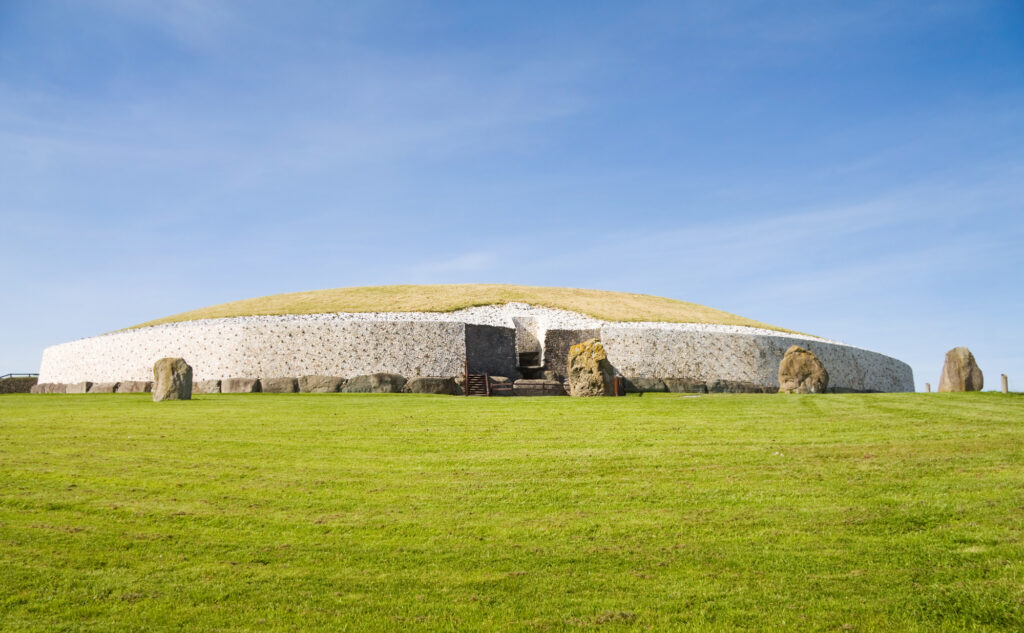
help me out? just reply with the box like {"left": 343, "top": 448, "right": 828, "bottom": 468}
{"left": 36, "top": 305, "right": 913, "bottom": 393}
{"left": 601, "top": 325, "right": 912, "bottom": 392}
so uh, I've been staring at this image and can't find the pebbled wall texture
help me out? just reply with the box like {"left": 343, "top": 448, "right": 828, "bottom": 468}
{"left": 601, "top": 325, "right": 913, "bottom": 392}
{"left": 36, "top": 307, "right": 914, "bottom": 392}
{"left": 40, "top": 319, "right": 471, "bottom": 383}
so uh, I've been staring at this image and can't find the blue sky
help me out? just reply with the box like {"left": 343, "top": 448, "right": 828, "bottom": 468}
{"left": 2, "top": 0, "right": 1021, "bottom": 391}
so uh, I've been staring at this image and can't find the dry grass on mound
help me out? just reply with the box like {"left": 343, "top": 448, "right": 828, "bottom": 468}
{"left": 132, "top": 284, "right": 789, "bottom": 331}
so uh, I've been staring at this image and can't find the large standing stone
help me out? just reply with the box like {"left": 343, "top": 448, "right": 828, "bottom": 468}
{"left": 298, "top": 375, "right": 345, "bottom": 393}
{"left": 567, "top": 338, "right": 614, "bottom": 397}
{"left": 938, "top": 347, "right": 983, "bottom": 392}
{"left": 342, "top": 373, "right": 407, "bottom": 393}
{"left": 152, "top": 358, "right": 192, "bottom": 402}
{"left": 222, "top": 378, "right": 261, "bottom": 393}
{"left": 778, "top": 346, "right": 829, "bottom": 394}
{"left": 261, "top": 377, "right": 297, "bottom": 393}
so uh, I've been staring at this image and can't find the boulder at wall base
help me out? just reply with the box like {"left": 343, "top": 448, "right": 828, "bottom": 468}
{"left": 118, "top": 381, "right": 152, "bottom": 393}
{"left": 624, "top": 377, "right": 669, "bottom": 393}
{"left": 261, "top": 377, "right": 298, "bottom": 393}
{"left": 512, "top": 379, "right": 567, "bottom": 396}
{"left": 708, "top": 379, "right": 778, "bottom": 394}
{"left": 192, "top": 380, "right": 221, "bottom": 394}
{"left": 222, "top": 378, "right": 261, "bottom": 393}
{"left": 31, "top": 383, "right": 66, "bottom": 394}
{"left": 88, "top": 382, "right": 119, "bottom": 394}
{"left": 663, "top": 378, "right": 707, "bottom": 394}
{"left": 567, "top": 338, "right": 614, "bottom": 397}
{"left": 153, "top": 358, "right": 192, "bottom": 402}
{"left": 777, "top": 345, "right": 829, "bottom": 394}
{"left": 342, "top": 373, "right": 407, "bottom": 393}
{"left": 298, "top": 375, "right": 345, "bottom": 393}
{"left": 939, "top": 346, "right": 984, "bottom": 392}
{"left": 404, "top": 377, "right": 459, "bottom": 395}
{"left": 66, "top": 382, "right": 93, "bottom": 394}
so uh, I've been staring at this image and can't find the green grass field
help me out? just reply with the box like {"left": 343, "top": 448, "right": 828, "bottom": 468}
{"left": 1, "top": 393, "right": 1022, "bottom": 632}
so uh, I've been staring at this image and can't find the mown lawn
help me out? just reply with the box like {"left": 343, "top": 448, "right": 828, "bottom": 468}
{"left": 1, "top": 392, "right": 1022, "bottom": 632}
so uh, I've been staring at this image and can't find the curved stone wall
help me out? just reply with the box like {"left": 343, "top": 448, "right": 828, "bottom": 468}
{"left": 37, "top": 305, "right": 914, "bottom": 392}
{"left": 601, "top": 325, "right": 913, "bottom": 392}
{"left": 39, "top": 319, "right": 470, "bottom": 383}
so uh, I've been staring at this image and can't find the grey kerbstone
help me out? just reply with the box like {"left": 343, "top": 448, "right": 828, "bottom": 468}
{"left": 297, "top": 375, "right": 345, "bottom": 393}
{"left": 342, "top": 373, "right": 406, "bottom": 393}
{"left": 31, "top": 383, "right": 66, "bottom": 394}
{"left": 542, "top": 370, "right": 561, "bottom": 382}
{"left": 663, "top": 378, "right": 707, "bottom": 393}
{"left": 193, "top": 380, "right": 221, "bottom": 394}
{"left": 624, "top": 377, "right": 669, "bottom": 393}
{"left": 66, "top": 381, "right": 92, "bottom": 394}
{"left": 404, "top": 376, "right": 458, "bottom": 395}
{"left": 152, "top": 358, "right": 192, "bottom": 402}
{"left": 778, "top": 345, "right": 829, "bottom": 394}
{"left": 118, "top": 381, "right": 152, "bottom": 393}
{"left": 567, "top": 338, "right": 613, "bottom": 397}
{"left": 88, "top": 382, "right": 119, "bottom": 393}
{"left": 707, "top": 379, "right": 776, "bottom": 394}
{"left": 261, "top": 377, "right": 297, "bottom": 393}
{"left": 938, "top": 346, "right": 983, "bottom": 392}
{"left": 222, "top": 378, "right": 261, "bottom": 393}
{"left": 512, "top": 379, "right": 566, "bottom": 396}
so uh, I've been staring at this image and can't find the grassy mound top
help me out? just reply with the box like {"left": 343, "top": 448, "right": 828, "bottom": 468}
{"left": 132, "top": 284, "right": 791, "bottom": 331}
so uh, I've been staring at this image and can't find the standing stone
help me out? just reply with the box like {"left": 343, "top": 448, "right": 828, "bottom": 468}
{"left": 567, "top": 338, "right": 614, "bottom": 397}
{"left": 1002, "top": 374, "right": 1008, "bottom": 394}
{"left": 778, "top": 346, "right": 829, "bottom": 394}
{"left": 298, "top": 375, "right": 345, "bottom": 393}
{"left": 938, "top": 347, "right": 983, "bottom": 392}
{"left": 153, "top": 358, "right": 192, "bottom": 401}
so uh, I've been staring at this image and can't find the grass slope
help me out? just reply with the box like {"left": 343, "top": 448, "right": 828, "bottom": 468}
{"left": 2, "top": 392, "right": 1022, "bottom": 632}
{"left": 131, "top": 284, "right": 790, "bottom": 331}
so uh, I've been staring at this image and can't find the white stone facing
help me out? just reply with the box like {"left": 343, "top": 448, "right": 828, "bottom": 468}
{"left": 37, "top": 304, "right": 913, "bottom": 392}
{"left": 40, "top": 319, "right": 467, "bottom": 383}
{"left": 600, "top": 325, "right": 913, "bottom": 392}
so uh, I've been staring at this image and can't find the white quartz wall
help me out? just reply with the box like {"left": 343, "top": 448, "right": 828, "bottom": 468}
{"left": 37, "top": 306, "right": 914, "bottom": 392}
{"left": 39, "top": 318, "right": 468, "bottom": 383}
{"left": 601, "top": 325, "right": 913, "bottom": 392}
